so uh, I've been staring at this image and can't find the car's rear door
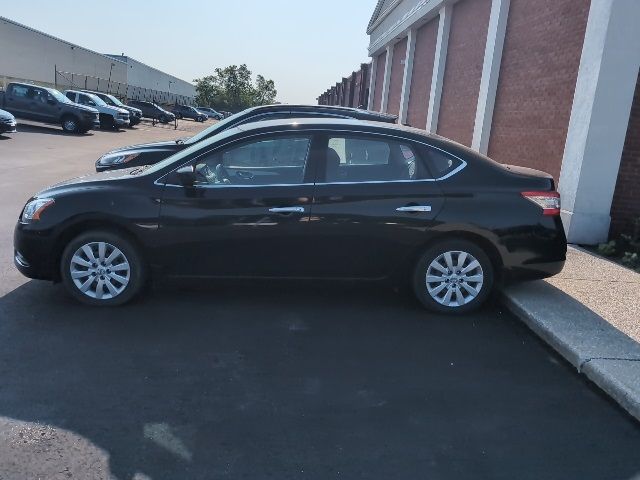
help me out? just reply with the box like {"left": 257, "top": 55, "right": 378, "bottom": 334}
{"left": 157, "top": 131, "right": 320, "bottom": 278}
{"left": 4, "top": 85, "right": 32, "bottom": 118}
{"left": 307, "top": 131, "right": 448, "bottom": 279}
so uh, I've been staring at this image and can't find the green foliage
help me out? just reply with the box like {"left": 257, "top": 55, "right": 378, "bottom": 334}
{"left": 598, "top": 216, "right": 640, "bottom": 271}
{"left": 621, "top": 251, "right": 640, "bottom": 270}
{"left": 597, "top": 240, "right": 617, "bottom": 257}
{"left": 194, "top": 65, "right": 277, "bottom": 113}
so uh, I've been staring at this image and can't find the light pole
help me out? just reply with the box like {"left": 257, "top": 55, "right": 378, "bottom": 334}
{"left": 107, "top": 63, "right": 115, "bottom": 93}
{"left": 168, "top": 80, "right": 175, "bottom": 104}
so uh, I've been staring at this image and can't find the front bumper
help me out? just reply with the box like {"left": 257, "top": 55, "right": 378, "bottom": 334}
{"left": 0, "top": 120, "right": 17, "bottom": 133}
{"left": 114, "top": 117, "right": 130, "bottom": 127}
{"left": 14, "top": 222, "right": 56, "bottom": 281}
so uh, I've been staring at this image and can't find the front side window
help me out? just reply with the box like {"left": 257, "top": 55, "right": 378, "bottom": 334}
{"left": 324, "top": 136, "right": 422, "bottom": 183}
{"left": 193, "top": 136, "right": 311, "bottom": 186}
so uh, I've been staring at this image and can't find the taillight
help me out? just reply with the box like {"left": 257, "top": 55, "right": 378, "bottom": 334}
{"left": 521, "top": 191, "right": 560, "bottom": 216}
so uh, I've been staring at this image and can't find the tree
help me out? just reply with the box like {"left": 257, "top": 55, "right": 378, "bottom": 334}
{"left": 194, "top": 65, "right": 277, "bottom": 112}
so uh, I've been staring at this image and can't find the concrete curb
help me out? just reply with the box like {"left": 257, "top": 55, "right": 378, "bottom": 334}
{"left": 501, "top": 281, "right": 640, "bottom": 422}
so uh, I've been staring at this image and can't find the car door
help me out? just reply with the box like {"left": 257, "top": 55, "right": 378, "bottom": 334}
{"left": 157, "top": 132, "right": 320, "bottom": 278}
{"left": 4, "top": 85, "right": 31, "bottom": 117}
{"left": 307, "top": 132, "right": 449, "bottom": 279}
{"left": 27, "top": 87, "right": 58, "bottom": 122}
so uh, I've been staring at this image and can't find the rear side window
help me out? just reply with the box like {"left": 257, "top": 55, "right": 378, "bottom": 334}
{"left": 65, "top": 92, "right": 76, "bottom": 102}
{"left": 324, "top": 136, "right": 425, "bottom": 183}
{"left": 10, "top": 85, "right": 29, "bottom": 97}
{"left": 423, "top": 147, "right": 464, "bottom": 178}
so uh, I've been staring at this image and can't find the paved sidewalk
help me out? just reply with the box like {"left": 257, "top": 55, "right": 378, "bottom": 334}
{"left": 502, "top": 246, "right": 640, "bottom": 421}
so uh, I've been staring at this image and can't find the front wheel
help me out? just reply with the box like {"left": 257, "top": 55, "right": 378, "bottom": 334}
{"left": 61, "top": 115, "right": 80, "bottom": 133}
{"left": 61, "top": 230, "right": 146, "bottom": 306}
{"left": 413, "top": 240, "right": 494, "bottom": 314}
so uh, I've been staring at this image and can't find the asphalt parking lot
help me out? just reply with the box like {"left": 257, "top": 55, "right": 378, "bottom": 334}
{"left": 0, "top": 122, "right": 639, "bottom": 479}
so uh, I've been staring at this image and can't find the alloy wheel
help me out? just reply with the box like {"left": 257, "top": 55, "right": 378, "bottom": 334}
{"left": 425, "top": 250, "right": 484, "bottom": 308}
{"left": 69, "top": 241, "right": 130, "bottom": 300}
{"left": 63, "top": 119, "right": 77, "bottom": 132}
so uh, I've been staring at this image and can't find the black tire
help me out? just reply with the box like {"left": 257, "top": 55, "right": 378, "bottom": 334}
{"left": 61, "top": 115, "right": 80, "bottom": 133}
{"left": 60, "top": 230, "right": 146, "bottom": 307}
{"left": 412, "top": 239, "right": 494, "bottom": 314}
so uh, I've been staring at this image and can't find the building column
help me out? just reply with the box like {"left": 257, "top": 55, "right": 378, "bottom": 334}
{"left": 367, "top": 56, "right": 378, "bottom": 110}
{"left": 426, "top": 4, "right": 452, "bottom": 133}
{"left": 558, "top": 0, "right": 640, "bottom": 244}
{"left": 398, "top": 28, "right": 417, "bottom": 125}
{"left": 472, "top": 0, "right": 510, "bottom": 154}
{"left": 380, "top": 44, "right": 394, "bottom": 113}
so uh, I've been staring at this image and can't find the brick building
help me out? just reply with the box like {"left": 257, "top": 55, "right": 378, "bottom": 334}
{"left": 318, "top": 0, "right": 640, "bottom": 245}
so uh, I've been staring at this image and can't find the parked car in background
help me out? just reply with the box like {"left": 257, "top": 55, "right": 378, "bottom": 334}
{"left": 64, "top": 90, "right": 129, "bottom": 129}
{"left": 220, "top": 111, "right": 232, "bottom": 118}
{"left": 127, "top": 100, "right": 175, "bottom": 123}
{"left": 83, "top": 90, "right": 143, "bottom": 127}
{"left": 170, "top": 104, "right": 207, "bottom": 122}
{"left": 95, "top": 104, "right": 398, "bottom": 171}
{"left": 0, "top": 108, "right": 17, "bottom": 135}
{"left": 14, "top": 118, "right": 566, "bottom": 310}
{"left": 0, "top": 82, "right": 99, "bottom": 133}
{"left": 197, "top": 107, "right": 223, "bottom": 120}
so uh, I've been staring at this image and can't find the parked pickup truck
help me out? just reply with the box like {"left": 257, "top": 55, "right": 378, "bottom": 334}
{"left": 0, "top": 82, "right": 99, "bottom": 133}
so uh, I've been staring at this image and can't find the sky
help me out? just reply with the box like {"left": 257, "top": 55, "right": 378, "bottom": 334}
{"left": 2, "top": 0, "right": 375, "bottom": 104}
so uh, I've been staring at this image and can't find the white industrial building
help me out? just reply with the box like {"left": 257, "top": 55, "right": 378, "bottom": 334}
{"left": 0, "top": 16, "right": 195, "bottom": 105}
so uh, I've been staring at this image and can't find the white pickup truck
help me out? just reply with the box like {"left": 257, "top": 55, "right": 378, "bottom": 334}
{"left": 64, "top": 90, "right": 130, "bottom": 129}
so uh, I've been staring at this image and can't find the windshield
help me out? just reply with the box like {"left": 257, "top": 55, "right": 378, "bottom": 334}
{"left": 145, "top": 126, "right": 242, "bottom": 175}
{"left": 184, "top": 108, "right": 251, "bottom": 145}
{"left": 104, "top": 94, "right": 124, "bottom": 107}
{"left": 87, "top": 93, "right": 108, "bottom": 107}
{"left": 49, "top": 89, "right": 72, "bottom": 104}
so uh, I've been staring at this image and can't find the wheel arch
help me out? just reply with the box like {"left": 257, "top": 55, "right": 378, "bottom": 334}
{"left": 396, "top": 229, "right": 505, "bottom": 286}
{"left": 51, "top": 217, "right": 146, "bottom": 282}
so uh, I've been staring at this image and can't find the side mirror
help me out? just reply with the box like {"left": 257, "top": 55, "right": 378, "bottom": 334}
{"left": 176, "top": 165, "right": 195, "bottom": 186}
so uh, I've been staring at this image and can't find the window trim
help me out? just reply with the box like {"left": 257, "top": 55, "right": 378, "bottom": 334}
{"left": 155, "top": 128, "right": 467, "bottom": 188}
{"left": 163, "top": 132, "right": 316, "bottom": 188}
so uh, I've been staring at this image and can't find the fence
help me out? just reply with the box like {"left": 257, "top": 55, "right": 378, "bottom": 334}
{"left": 53, "top": 67, "right": 193, "bottom": 106}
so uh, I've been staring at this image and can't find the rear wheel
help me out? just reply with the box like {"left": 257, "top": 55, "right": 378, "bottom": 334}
{"left": 60, "top": 230, "right": 146, "bottom": 306}
{"left": 413, "top": 239, "right": 494, "bottom": 314}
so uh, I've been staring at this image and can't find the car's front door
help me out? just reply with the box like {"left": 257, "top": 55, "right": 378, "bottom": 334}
{"left": 157, "top": 132, "right": 319, "bottom": 278}
{"left": 307, "top": 132, "right": 449, "bottom": 279}
{"left": 24, "top": 87, "right": 57, "bottom": 122}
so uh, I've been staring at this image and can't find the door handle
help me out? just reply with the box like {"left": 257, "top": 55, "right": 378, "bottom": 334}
{"left": 268, "top": 206, "right": 305, "bottom": 214}
{"left": 396, "top": 205, "right": 432, "bottom": 213}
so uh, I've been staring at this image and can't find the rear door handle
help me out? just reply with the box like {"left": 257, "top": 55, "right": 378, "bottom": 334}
{"left": 396, "top": 205, "right": 432, "bottom": 212}
{"left": 268, "top": 206, "right": 305, "bottom": 213}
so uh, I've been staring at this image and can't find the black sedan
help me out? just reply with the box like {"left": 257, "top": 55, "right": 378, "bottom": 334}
{"left": 95, "top": 104, "right": 398, "bottom": 172}
{"left": 14, "top": 118, "right": 566, "bottom": 311}
{"left": 0, "top": 108, "right": 17, "bottom": 134}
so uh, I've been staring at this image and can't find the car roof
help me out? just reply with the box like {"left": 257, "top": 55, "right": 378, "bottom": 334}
{"left": 235, "top": 117, "right": 427, "bottom": 138}
{"left": 238, "top": 104, "right": 397, "bottom": 120}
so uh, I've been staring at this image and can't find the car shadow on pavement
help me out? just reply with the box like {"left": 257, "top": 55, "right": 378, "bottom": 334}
{"left": 0, "top": 280, "right": 639, "bottom": 480}
{"left": 14, "top": 123, "right": 94, "bottom": 137}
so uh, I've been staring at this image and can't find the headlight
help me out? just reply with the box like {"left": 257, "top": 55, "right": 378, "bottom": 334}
{"left": 21, "top": 198, "right": 55, "bottom": 223}
{"left": 98, "top": 153, "right": 140, "bottom": 166}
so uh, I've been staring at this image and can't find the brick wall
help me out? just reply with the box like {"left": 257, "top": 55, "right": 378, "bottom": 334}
{"left": 437, "top": 0, "right": 492, "bottom": 146}
{"left": 386, "top": 37, "right": 408, "bottom": 116}
{"left": 372, "top": 50, "right": 387, "bottom": 111}
{"left": 406, "top": 18, "right": 438, "bottom": 129}
{"left": 487, "top": 0, "right": 590, "bottom": 180}
{"left": 610, "top": 71, "right": 640, "bottom": 238}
